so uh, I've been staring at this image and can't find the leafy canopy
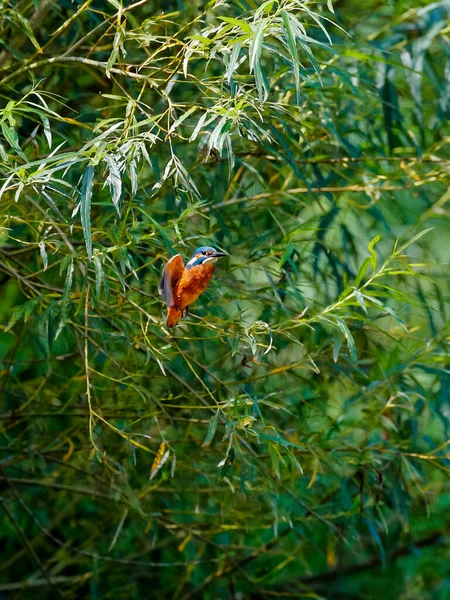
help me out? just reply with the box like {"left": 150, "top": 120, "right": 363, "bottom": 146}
{"left": 0, "top": 0, "right": 449, "bottom": 598}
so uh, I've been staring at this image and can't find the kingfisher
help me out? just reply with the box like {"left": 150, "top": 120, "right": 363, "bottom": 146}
{"left": 158, "top": 246, "right": 227, "bottom": 327}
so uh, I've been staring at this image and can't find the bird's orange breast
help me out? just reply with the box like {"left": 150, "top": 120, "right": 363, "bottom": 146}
{"left": 172, "top": 263, "right": 216, "bottom": 310}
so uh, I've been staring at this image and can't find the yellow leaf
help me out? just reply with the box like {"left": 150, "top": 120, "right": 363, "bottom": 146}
{"left": 178, "top": 533, "right": 192, "bottom": 552}
{"left": 307, "top": 457, "right": 319, "bottom": 489}
{"left": 63, "top": 437, "right": 74, "bottom": 462}
{"left": 151, "top": 441, "right": 167, "bottom": 474}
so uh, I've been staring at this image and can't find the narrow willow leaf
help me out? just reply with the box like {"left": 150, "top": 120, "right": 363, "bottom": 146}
{"left": 288, "top": 451, "right": 303, "bottom": 475}
{"left": 14, "top": 182, "right": 24, "bottom": 203}
{"left": 0, "top": 141, "right": 8, "bottom": 162}
{"left": 355, "top": 256, "right": 372, "bottom": 287}
{"left": 152, "top": 157, "right": 174, "bottom": 192}
{"left": 219, "top": 447, "right": 235, "bottom": 479}
{"left": 327, "top": 0, "right": 335, "bottom": 13}
{"left": 261, "top": 0, "right": 275, "bottom": 14}
{"left": 368, "top": 234, "right": 381, "bottom": 270}
{"left": 189, "top": 34, "right": 213, "bottom": 45}
{"left": 218, "top": 16, "right": 252, "bottom": 34}
{"left": 224, "top": 134, "right": 235, "bottom": 173}
{"left": 333, "top": 330, "right": 343, "bottom": 363}
{"left": 202, "top": 409, "right": 220, "bottom": 446}
{"left": 281, "top": 11, "right": 301, "bottom": 104}
{"left": 207, "top": 115, "right": 227, "bottom": 154}
{"left": 93, "top": 255, "right": 104, "bottom": 299}
{"left": 6, "top": 298, "right": 39, "bottom": 332}
{"left": 249, "top": 18, "right": 266, "bottom": 74}
{"left": 336, "top": 318, "right": 357, "bottom": 362}
{"left": 307, "top": 458, "right": 319, "bottom": 488}
{"left": 40, "top": 114, "right": 52, "bottom": 148}
{"left": 303, "top": 7, "right": 333, "bottom": 45}
{"left": 168, "top": 106, "right": 198, "bottom": 135}
{"left": 362, "top": 294, "right": 408, "bottom": 332}
{"left": 397, "top": 228, "right": 433, "bottom": 254}
{"left": 11, "top": 10, "right": 42, "bottom": 51}
{"left": 268, "top": 443, "right": 281, "bottom": 480}
{"left": 103, "top": 155, "right": 122, "bottom": 213}
{"left": 106, "top": 31, "right": 122, "bottom": 78}
{"left": 227, "top": 41, "right": 242, "bottom": 82}
{"left": 38, "top": 241, "right": 48, "bottom": 271}
{"left": 297, "top": 35, "right": 323, "bottom": 85}
{"left": 108, "top": 509, "right": 129, "bottom": 552}
{"left": 150, "top": 442, "right": 170, "bottom": 480}
{"left": 254, "top": 60, "right": 269, "bottom": 104}
{"left": 106, "top": 48, "right": 119, "bottom": 79}
{"left": 189, "top": 111, "right": 216, "bottom": 142}
{"left": 129, "top": 159, "right": 138, "bottom": 195}
{"left": 354, "top": 288, "right": 368, "bottom": 314}
{"left": 254, "top": 0, "right": 275, "bottom": 16}
{"left": 55, "top": 259, "right": 74, "bottom": 340}
{"left": 80, "top": 165, "right": 94, "bottom": 261}
{"left": 1, "top": 122, "right": 27, "bottom": 161}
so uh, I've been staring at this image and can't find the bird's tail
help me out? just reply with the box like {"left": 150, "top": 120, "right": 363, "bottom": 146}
{"left": 166, "top": 306, "right": 182, "bottom": 328}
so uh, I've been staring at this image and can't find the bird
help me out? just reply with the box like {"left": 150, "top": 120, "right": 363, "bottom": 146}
{"left": 158, "top": 246, "right": 227, "bottom": 327}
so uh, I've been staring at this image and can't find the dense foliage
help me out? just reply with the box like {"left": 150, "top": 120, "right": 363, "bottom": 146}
{"left": 0, "top": 0, "right": 449, "bottom": 597}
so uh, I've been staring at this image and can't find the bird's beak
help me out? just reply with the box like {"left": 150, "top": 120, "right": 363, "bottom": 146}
{"left": 213, "top": 251, "right": 228, "bottom": 258}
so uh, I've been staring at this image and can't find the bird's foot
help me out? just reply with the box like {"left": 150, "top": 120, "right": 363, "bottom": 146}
{"left": 182, "top": 306, "right": 189, "bottom": 319}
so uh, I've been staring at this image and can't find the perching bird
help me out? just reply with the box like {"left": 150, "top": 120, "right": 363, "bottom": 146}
{"left": 158, "top": 246, "right": 227, "bottom": 327}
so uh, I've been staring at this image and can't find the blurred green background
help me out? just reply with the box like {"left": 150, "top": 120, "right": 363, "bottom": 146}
{"left": 0, "top": 0, "right": 449, "bottom": 598}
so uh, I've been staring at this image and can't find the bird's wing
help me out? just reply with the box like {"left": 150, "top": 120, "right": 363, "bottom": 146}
{"left": 158, "top": 254, "right": 184, "bottom": 306}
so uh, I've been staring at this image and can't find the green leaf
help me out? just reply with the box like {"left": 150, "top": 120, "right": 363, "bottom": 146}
{"left": 219, "top": 447, "right": 235, "bottom": 479}
{"left": 336, "top": 318, "right": 358, "bottom": 362}
{"left": 1, "top": 122, "right": 27, "bottom": 161}
{"left": 355, "top": 256, "right": 372, "bottom": 287}
{"left": 103, "top": 155, "right": 122, "bottom": 213}
{"left": 38, "top": 241, "right": 48, "bottom": 271}
{"left": 368, "top": 235, "right": 381, "bottom": 270}
{"left": 189, "top": 35, "right": 213, "bottom": 46}
{"left": 55, "top": 259, "right": 74, "bottom": 340}
{"left": 39, "top": 114, "right": 52, "bottom": 148}
{"left": 218, "top": 17, "right": 252, "bottom": 34}
{"left": 5, "top": 298, "right": 39, "bottom": 332}
{"left": 81, "top": 165, "right": 94, "bottom": 261}
{"left": 0, "top": 141, "right": 8, "bottom": 162}
{"left": 93, "top": 255, "right": 104, "bottom": 300}
{"left": 168, "top": 106, "right": 198, "bottom": 135}
{"left": 202, "top": 410, "right": 220, "bottom": 447}
{"left": 189, "top": 111, "right": 216, "bottom": 142}
{"left": 397, "top": 228, "right": 433, "bottom": 254}
{"left": 10, "top": 10, "right": 42, "bottom": 52}
{"left": 268, "top": 443, "right": 283, "bottom": 480}
{"left": 281, "top": 11, "right": 301, "bottom": 104}
{"left": 333, "top": 329, "right": 343, "bottom": 363}
{"left": 227, "top": 41, "right": 242, "bottom": 82}
{"left": 288, "top": 451, "right": 303, "bottom": 474}
{"left": 106, "top": 48, "right": 119, "bottom": 78}
{"left": 354, "top": 288, "right": 368, "bottom": 315}
{"left": 255, "top": 0, "right": 275, "bottom": 16}
{"left": 249, "top": 18, "right": 266, "bottom": 74}
{"left": 254, "top": 59, "right": 269, "bottom": 104}
{"left": 362, "top": 294, "right": 408, "bottom": 332}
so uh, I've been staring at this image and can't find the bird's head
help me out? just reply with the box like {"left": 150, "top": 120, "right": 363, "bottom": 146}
{"left": 186, "top": 246, "right": 227, "bottom": 268}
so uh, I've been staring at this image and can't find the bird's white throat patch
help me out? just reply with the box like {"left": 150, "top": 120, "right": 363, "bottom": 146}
{"left": 187, "top": 255, "right": 217, "bottom": 266}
